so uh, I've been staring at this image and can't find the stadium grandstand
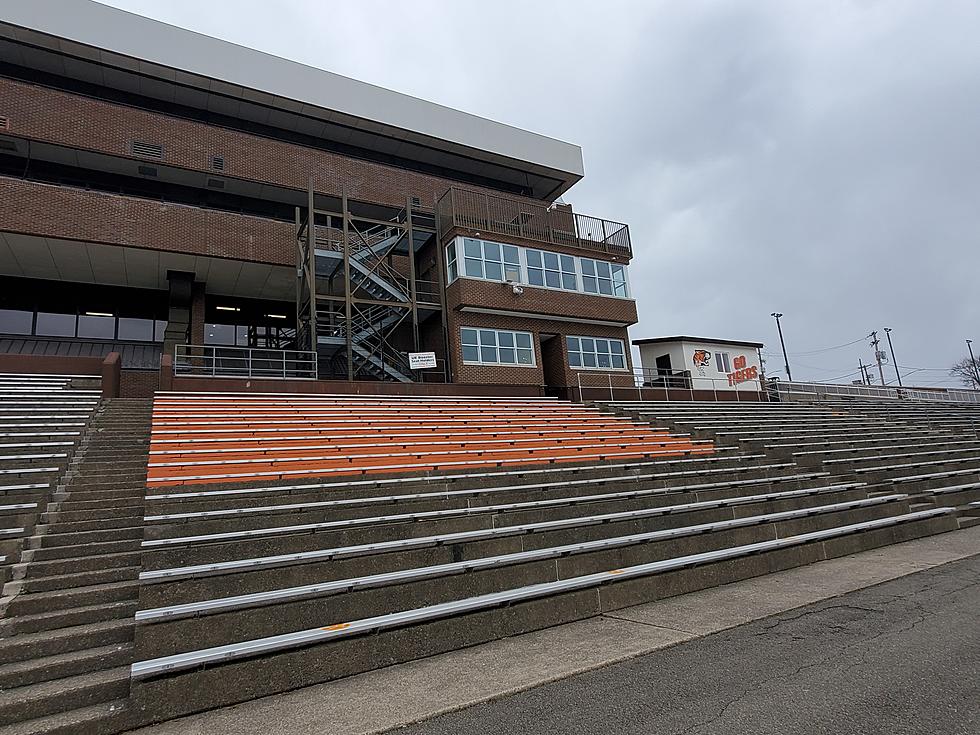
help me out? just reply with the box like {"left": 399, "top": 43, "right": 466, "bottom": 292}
{"left": 0, "top": 2, "right": 978, "bottom": 734}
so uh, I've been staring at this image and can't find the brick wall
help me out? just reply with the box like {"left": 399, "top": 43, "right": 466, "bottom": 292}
{"left": 446, "top": 278, "right": 638, "bottom": 326}
{"left": 0, "top": 176, "right": 295, "bottom": 265}
{"left": 120, "top": 369, "right": 159, "bottom": 398}
{"left": 0, "top": 78, "right": 538, "bottom": 211}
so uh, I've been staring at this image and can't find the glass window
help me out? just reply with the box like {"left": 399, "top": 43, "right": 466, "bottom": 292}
{"left": 77, "top": 314, "right": 116, "bottom": 339}
{"left": 118, "top": 318, "right": 155, "bottom": 341}
{"left": 715, "top": 352, "right": 731, "bottom": 373}
{"left": 154, "top": 320, "right": 168, "bottom": 342}
{"left": 204, "top": 323, "right": 236, "bottom": 345}
{"left": 0, "top": 309, "right": 33, "bottom": 335}
{"left": 461, "top": 327, "right": 535, "bottom": 367}
{"left": 446, "top": 243, "right": 458, "bottom": 283}
{"left": 580, "top": 257, "right": 629, "bottom": 297}
{"left": 35, "top": 312, "right": 76, "bottom": 338}
{"left": 567, "top": 335, "right": 628, "bottom": 371}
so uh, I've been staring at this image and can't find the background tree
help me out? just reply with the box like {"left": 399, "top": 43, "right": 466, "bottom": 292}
{"left": 949, "top": 356, "right": 980, "bottom": 388}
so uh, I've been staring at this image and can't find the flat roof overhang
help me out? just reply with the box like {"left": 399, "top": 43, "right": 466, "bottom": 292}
{"left": 0, "top": 0, "right": 584, "bottom": 201}
{"left": 634, "top": 336, "right": 765, "bottom": 349}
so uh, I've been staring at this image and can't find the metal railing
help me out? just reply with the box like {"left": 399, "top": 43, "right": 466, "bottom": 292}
{"left": 437, "top": 187, "right": 632, "bottom": 258}
{"left": 174, "top": 345, "right": 318, "bottom": 380}
{"left": 575, "top": 369, "right": 767, "bottom": 403}
{"left": 771, "top": 380, "right": 980, "bottom": 404}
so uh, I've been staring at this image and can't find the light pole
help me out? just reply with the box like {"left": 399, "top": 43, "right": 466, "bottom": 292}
{"left": 968, "top": 339, "right": 980, "bottom": 388}
{"left": 771, "top": 312, "right": 792, "bottom": 381}
{"left": 884, "top": 328, "right": 901, "bottom": 386}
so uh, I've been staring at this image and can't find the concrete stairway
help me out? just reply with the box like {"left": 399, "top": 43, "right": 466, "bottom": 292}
{"left": 0, "top": 398, "right": 152, "bottom": 734}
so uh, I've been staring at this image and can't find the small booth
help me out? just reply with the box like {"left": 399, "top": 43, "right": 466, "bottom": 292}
{"left": 634, "top": 336, "right": 765, "bottom": 399}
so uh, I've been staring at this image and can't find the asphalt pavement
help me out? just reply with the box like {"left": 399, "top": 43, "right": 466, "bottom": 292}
{"left": 392, "top": 554, "right": 980, "bottom": 735}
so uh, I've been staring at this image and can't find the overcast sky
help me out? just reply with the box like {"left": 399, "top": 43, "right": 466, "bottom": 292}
{"left": 99, "top": 0, "right": 980, "bottom": 387}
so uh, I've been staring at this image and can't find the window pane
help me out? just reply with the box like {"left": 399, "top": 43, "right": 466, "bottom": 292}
{"left": 597, "top": 261, "right": 611, "bottom": 278}
{"left": 515, "top": 332, "right": 532, "bottom": 348}
{"left": 464, "top": 258, "right": 483, "bottom": 278}
{"left": 154, "top": 320, "right": 168, "bottom": 341}
{"left": 567, "top": 336, "right": 580, "bottom": 351}
{"left": 446, "top": 244, "right": 457, "bottom": 263}
{"left": 611, "top": 265, "right": 625, "bottom": 282}
{"left": 528, "top": 268, "right": 545, "bottom": 286}
{"left": 583, "top": 276, "right": 598, "bottom": 293}
{"left": 36, "top": 312, "right": 76, "bottom": 337}
{"left": 568, "top": 352, "right": 581, "bottom": 367}
{"left": 610, "top": 340, "right": 625, "bottom": 354}
{"left": 581, "top": 259, "right": 596, "bottom": 276}
{"left": 236, "top": 325, "right": 249, "bottom": 347}
{"left": 504, "top": 265, "right": 521, "bottom": 282}
{"left": 544, "top": 270, "right": 560, "bottom": 288}
{"left": 503, "top": 245, "right": 519, "bottom": 265}
{"left": 583, "top": 353, "right": 597, "bottom": 368}
{"left": 581, "top": 338, "right": 595, "bottom": 352}
{"left": 480, "top": 346, "right": 497, "bottom": 363}
{"left": 479, "top": 330, "right": 497, "bottom": 346}
{"left": 561, "top": 273, "right": 577, "bottom": 290}
{"left": 597, "top": 340, "right": 610, "bottom": 354}
{"left": 448, "top": 262, "right": 458, "bottom": 281}
{"left": 614, "top": 281, "right": 628, "bottom": 297}
{"left": 484, "top": 261, "right": 503, "bottom": 281}
{"left": 464, "top": 238, "right": 482, "bottom": 257}
{"left": 483, "top": 241, "right": 500, "bottom": 261}
{"left": 205, "top": 323, "right": 236, "bottom": 345}
{"left": 462, "top": 345, "right": 479, "bottom": 362}
{"left": 612, "top": 355, "right": 626, "bottom": 369}
{"left": 597, "top": 353, "right": 611, "bottom": 368}
{"left": 461, "top": 328, "right": 479, "bottom": 345}
{"left": 77, "top": 315, "right": 116, "bottom": 339}
{"left": 526, "top": 250, "right": 542, "bottom": 267}
{"left": 560, "top": 255, "right": 575, "bottom": 272}
{"left": 0, "top": 309, "right": 33, "bottom": 335}
{"left": 543, "top": 252, "right": 560, "bottom": 270}
{"left": 517, "top": 348, "right": 533, "bottom": 365}
{"left": 499, "top": 347, "right": 516, "bottom": 363}
{"left": 598, "top": 279, "right": 613, "bottom": 295}
{"left": 498, "top": 332, "right": 515, "bottom": 347}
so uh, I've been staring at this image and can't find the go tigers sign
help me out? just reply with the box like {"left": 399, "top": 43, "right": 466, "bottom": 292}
{"left": 727, "top": 355, "right": 759, "bottom": 386}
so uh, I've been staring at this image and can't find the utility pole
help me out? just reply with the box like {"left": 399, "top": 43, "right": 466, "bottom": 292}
{"left": 968, "top": 339, "right": 980, "bottom": 388}
{"left": 869, "top": 331, "right": 885, "bottom": 386}
{"left": 771, "top": 312, "right": 792, "bottom": 381}
{"left": 858, "top": 359, "right": 871, "bottom": 385}
{"left": 884, "top": 328, "right": 901, "bottom": 386}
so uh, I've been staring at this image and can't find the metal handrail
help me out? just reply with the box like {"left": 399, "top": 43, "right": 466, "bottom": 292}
{"left": 574, "top": 369, "right": 767, "bottom": 403}
{"left": 174, "top": 345, "right": 318, "bottom": 380}
{"left": 437, "top": 186, "right": 632, "bottom": 258}
{"left": 771, "top": 380, "right": 980, "bottom": 404}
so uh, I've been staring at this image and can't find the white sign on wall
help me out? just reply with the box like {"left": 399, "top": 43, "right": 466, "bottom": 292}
{"left": 408, "top": 351, "right": 437, "bottom": 370}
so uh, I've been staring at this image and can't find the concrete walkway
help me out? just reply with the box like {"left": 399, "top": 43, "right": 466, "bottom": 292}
{"left": 128, "top": 525, "right": 980, "bottom": 735}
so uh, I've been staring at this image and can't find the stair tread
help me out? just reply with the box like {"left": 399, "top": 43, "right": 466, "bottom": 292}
{"left": 5, "top": 579, "right": 140, "bottom": 606}
{"left": 1, "top": 600, "right": 136, "bottom": 629}
{"left": 0, "top": 664, "right": 129, "bottom": 703}
{"left": 0, "top": 698, "right": 128, "bottom": 735}
{"left": 0, "top": 643, "right": 132, "bottom": 678}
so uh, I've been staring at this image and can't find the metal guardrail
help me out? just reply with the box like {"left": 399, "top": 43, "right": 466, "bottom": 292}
{"left": 437, "top": 187, "right": 632, "bottom": 258}
{"left": 772, "top": 380, "right": 980, "bottom": 404}
{"left": 575, "top": 369, "right": 767, "bottom": 403}
{"left": 174, "top": 345, "right": 318, "bottom": 380}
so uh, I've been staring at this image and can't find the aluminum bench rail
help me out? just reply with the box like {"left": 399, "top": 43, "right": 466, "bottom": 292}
{"left": 141, "top": 472, "right": 842, "bottom": 549}
{"left": 144, "top": 467, "right": 830, "bottom": 525}
{"left": 146, "top": 455, "right": 800, "bottom": 502}
{"left": 129, "top": 507, "right": 955, "bottom": 680}
{"left": 140, "top": 484, "right": 873, "bottom": 584}
{"left": 143, "top": 451, "right": 754, "bottom": 503}
{"left": 136, "top": 495, "right": 903, "bottom": 621}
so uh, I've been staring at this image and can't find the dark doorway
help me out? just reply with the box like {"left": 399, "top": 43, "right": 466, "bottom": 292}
{"left": 539, "top": 332, "right": 566, "bottom": 398}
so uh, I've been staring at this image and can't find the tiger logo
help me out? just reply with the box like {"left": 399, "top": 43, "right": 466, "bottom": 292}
{"left": 692, "top": 349, "right": 712, "bottom": 367}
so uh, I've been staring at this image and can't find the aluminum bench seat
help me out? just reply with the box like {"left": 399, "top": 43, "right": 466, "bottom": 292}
{"left": 129, "top": 507, "right": 954, "bottom": 679}
{"left": 823, "top": 447, "right": 980, "bottom": 466}
{"left": 142, "top": 470, "right": 836, "bottom": 549}
{"left": 141, "top": 483, "right": 872, "bottom": 584}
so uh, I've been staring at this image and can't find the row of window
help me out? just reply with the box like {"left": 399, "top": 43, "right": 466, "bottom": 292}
{"left": 0, "top": 309, "right": 166, "bottom": 342}
{"left": 447, "top": 237, "right": 630, "bottom": 298}
{"left": 459, "top": 328, "right": 628, "bottom": 370}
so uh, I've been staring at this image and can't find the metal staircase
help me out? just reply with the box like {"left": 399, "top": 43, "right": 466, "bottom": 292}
{"left": 296, "top": 188, "right": 443, "bottom": 382}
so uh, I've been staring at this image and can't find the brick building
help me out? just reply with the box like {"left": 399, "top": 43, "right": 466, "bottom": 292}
{"left": 0, "top": 0, "right": 637, "bottom": 396}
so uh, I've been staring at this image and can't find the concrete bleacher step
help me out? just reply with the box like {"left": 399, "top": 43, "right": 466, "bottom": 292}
{"left": 0, "top": 617, "right": 134, "bottom": 665}
{"left": 0, "top": 665, "right": 130, "bottom": 726}
{"left": 127, "top": 508, "right": 958, "bottom": 723}
{"left": 0, "top": 643, "right": 134, "bottom": 689}
{"left": 0, "top": 599, "right": 139, "bottom": 636}
{"left": 4, "top": 579, "right": 141, "bottom": 618}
